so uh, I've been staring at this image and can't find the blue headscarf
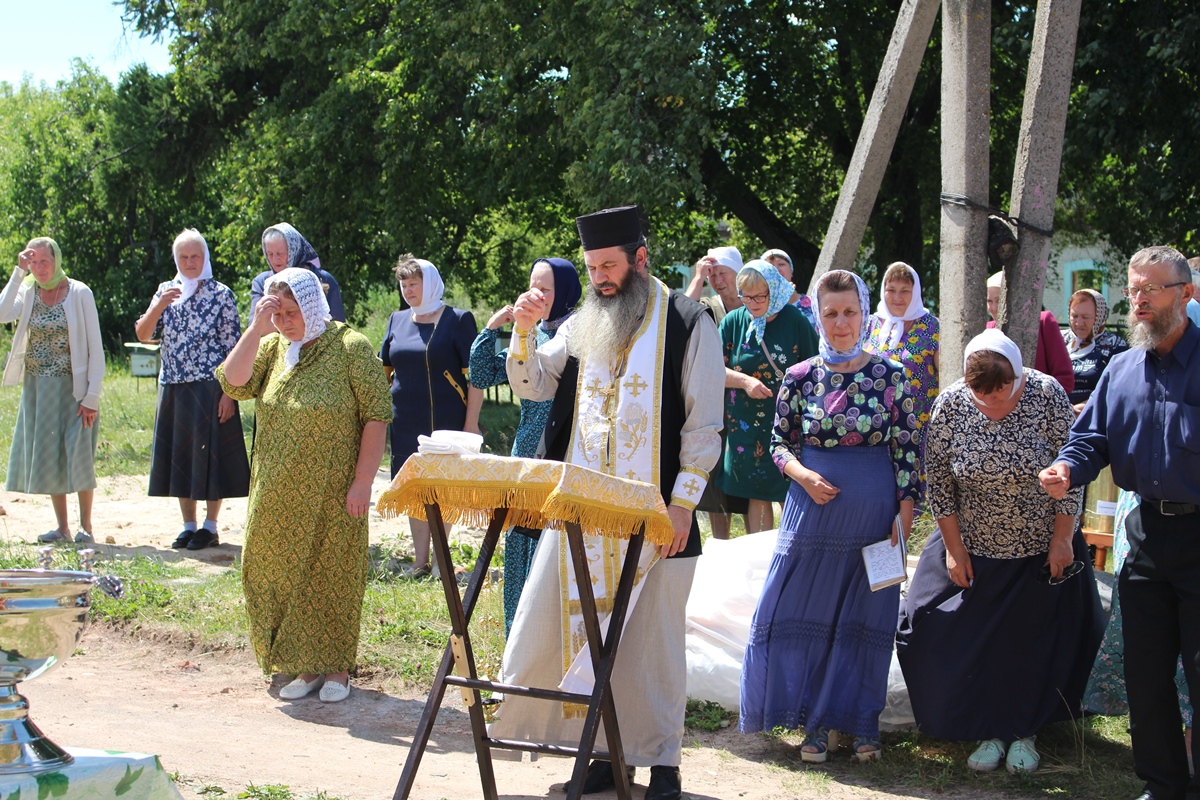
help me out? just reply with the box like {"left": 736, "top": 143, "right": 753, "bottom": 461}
{"left": 811, "top": 270, "right": 871, "bottom": 363}
{"left": 739, "top": 259, "right": 792, "bottom": 345}
{"left": 262, "top": 222, "right": 322, "bottom": 272}
{"left": 536, "top": 257, "right": 582, "bottom": 331}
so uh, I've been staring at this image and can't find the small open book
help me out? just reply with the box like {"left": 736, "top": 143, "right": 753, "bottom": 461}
{"left": 862, "top": 514, "right": 907, "bottom": 592}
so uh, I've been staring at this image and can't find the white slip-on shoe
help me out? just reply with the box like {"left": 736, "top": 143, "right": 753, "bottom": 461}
{"left": 319, "top": 680, "right": 350, "bottom": 703}
{"left": 279, "top": 675, "right": 324, "bottom": 700}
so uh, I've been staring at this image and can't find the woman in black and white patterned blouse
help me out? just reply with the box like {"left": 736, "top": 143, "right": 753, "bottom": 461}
{"left": 896, "top": 329, "right": 1104, "bottom": 776}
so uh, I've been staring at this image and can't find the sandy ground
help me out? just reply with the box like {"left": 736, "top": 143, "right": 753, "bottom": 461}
{"left": 7, "top": 475, "right": 1018, "bottom": 799}
{"left": 1, "top": 469, "right": 424, "bottom": 572}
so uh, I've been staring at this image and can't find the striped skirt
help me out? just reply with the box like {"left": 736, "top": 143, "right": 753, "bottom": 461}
{"left": 6, "top": 374, "right": 98, "bottom": 495}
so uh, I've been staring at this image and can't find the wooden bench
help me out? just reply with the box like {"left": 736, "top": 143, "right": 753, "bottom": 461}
{"left": 1082, "top": 528, "right": 1114, "bottom": 572}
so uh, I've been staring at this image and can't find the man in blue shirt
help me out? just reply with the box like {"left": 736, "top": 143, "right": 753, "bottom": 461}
{"left": 1041, "top": 245, "right": 1199, "bottom": 800}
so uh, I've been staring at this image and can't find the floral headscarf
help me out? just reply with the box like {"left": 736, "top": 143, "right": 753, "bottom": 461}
{"left": 811, "top": 270, "right": 871, "bottom": 364}
{"left": 261, "top": 222, "right": 322, "bottom": 272}
{"left": 172, "top": 230, "right": 213, "bottom": 306}
{"left": 739, "top": 259, "right": 792, "bottom": 345}
{"left": 408, "top": 259, "right": 445, "bottom": 316}
{"left": 1067, "top": 288, "right": 1109, "bottom": 353}
{"left": 21, "top": 237, "right": 67, "bottom": 290}
{"left": 537, "top": 257, "right": 582, "bottom": 331}
{"left": 264, "top": 267, "right": 331, "bottom": 372}
{"left": 875, "top": 263, "right": 929, "bottom": 348}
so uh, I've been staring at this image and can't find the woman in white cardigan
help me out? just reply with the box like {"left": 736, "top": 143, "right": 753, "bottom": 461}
{"left": 0, "top": 237, "right": 104, "bottom": 543}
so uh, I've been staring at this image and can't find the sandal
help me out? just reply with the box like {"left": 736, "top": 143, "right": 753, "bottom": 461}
{"left": 852, "top": 736, "right": 882, "bottom": 762}
{"left": 800, "top": 727, "right": 838, "bottom": 763}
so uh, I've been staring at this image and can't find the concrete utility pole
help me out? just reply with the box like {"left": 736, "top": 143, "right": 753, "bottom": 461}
{"left": 937, "top": 0, "right": 992, "bottom": 385}
{"left": 998, "top": 0, "right": 1083, "bottom": 362}
{"left": 806, "top": 0, "right": 941, "bottom": 293}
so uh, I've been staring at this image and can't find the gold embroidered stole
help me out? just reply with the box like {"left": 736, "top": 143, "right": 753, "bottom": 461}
{"left": 557, "top": 277, "right": 668, "bottom": 710}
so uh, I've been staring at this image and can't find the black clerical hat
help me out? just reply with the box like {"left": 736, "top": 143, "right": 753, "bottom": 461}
{"left": 576, "top": 206, "right": 643, "bottom": 251}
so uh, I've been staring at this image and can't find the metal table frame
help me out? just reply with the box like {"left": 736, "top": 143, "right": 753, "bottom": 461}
{"left": 393, "top": 503, "right": 645, "bottom": 800}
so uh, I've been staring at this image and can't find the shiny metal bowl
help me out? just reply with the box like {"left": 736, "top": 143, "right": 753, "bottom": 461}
{"left": 0, "top": 569, "right": 94, "bottom": 773}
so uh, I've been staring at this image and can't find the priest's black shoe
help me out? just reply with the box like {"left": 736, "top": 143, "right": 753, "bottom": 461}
{"left": 171, "top": 530, "right": 193, "bottom": 549}
{"left": 187, "top": 529, "right": 220, "bottom": 550}
{"left": 566, "top": 760, "right": 635, "bottom": 795}
{"left": 644, "top": 765, "right": 682, "bottom": 800}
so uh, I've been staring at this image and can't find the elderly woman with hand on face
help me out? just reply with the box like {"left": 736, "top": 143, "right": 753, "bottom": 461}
{"left": 135, "top": 229, "right": 249, "bottom": 551}
{"left": 217, "top": 268, "right": 392, "bottom": 704}
{"left": 468, "top": 257, "right": 581, "bottom": 634}
{"left": 740, "top": 269, "right": 919, "bottom": 763}
{"left": 685, "top": 246, "right": 744, "bottom": 325}
{"left": 1, "top": 238, "right": 103, "bottom": 544}
{"left": 719, "top": 260, "right": 818, "bottom": 533}
{"left": 896, "top": 330, "right": 1103, "bottom": 775}
{"left": 380, "top": 255, "right": 482, "bottom": 578}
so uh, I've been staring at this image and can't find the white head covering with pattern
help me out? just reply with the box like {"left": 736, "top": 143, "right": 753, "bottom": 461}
{"left": 172, "top": 230, "right": 214, "bottom": 306}
{"left": 265, "top": 267, "right": 331, "bottom": 372}
{"left": 875, "top": 263, "right": 928, "bottom": 348}
{"left": 963, "top": 328, "right": 1024, "bottom": 401}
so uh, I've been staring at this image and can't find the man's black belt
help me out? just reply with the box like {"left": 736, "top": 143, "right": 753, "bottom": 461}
{"left": 1145, "top": 499, "right": 1200, "bottom": 516}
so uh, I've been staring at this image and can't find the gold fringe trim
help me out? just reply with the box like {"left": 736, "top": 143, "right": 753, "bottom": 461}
{"left": 562, "top": 702, "right": 588, "bottom": 719}
{"left": 378, "top": 476, "right": 673, "bottom": 544}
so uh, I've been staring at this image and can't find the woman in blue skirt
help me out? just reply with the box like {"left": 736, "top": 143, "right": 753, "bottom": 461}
{"left": 739, "top": 269, "right": 920, "bottom": 762}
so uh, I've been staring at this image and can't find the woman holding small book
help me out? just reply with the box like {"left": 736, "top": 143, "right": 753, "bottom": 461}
{"left": 895, "top": 329, "right": 1103, "bottom": 775}
{"left": 739, "top": 270, "right": 919, "bottom": 762}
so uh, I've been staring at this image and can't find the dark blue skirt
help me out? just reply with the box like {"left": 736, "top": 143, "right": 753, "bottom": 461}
{"left": 896, "top": 527, "right": 1104, "bottom": 741}
{"left": 740, "top": 445, "right": 900, "bottom": 737}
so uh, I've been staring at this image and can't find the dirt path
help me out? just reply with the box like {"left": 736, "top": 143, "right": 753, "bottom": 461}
{"left": 25, "top": 630, "right": 1018, "bottom": 800}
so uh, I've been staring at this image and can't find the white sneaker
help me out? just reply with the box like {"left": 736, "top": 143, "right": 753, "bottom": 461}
{"left": 319, "top": 680, "right": 350, "bottom": 703}
{"left": 1006, "top": 737, "right": 1039, "bottom": 773}
{"left": 279, "top": 675, "right": 323, "bottom": 700}
{"left": 967, "top": 739, "right": 1007, "bottom": 772}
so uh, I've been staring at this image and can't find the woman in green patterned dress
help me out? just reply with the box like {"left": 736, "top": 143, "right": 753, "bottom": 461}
{"left": 719, "top": 259, "right": 819, "bottom": 532}
{"left": 217, "top": 267, "right": 391, "bottom": 703}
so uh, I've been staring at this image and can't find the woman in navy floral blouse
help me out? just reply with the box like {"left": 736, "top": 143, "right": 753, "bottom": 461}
{"left": 740, "top": 269, "right": 919, "bottom": 763}
{"left": 135, "top": 229, "right": 250, "bottom": 550}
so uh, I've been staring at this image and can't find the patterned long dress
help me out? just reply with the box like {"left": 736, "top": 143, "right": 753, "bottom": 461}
{"left": 740, "top": 355, "right": 920, "bottom": 737}
{"left": 217, "top": 322, "right": 392, "bottom": 675}
{"left": 468, "top": 324, "right": 555, "bottom": 634}
{"left": 718, "top": 304, "right": 819, "bottom": 502}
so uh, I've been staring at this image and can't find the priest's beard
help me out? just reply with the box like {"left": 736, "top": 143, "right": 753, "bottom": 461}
{"left": 567, "top": 267, "right": 651, "bottom": 367}
{"left": 1128, "top": 301, "right": 1185, "bottom": 350}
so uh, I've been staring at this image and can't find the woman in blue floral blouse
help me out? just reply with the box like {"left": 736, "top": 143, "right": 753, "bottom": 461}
{"left": 468, "top": 257, "right": 580, "bottom": 634}
{"left": 740, "top": 269, "right": 919, "bottom": 763}
{"left": 135, "top": 229, "right": 250, "bottom": 550}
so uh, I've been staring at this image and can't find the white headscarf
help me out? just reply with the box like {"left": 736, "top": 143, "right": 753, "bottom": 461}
{"left": 265, "top": 267, "right": 331, "bottom": 372}
{"left": 963, "top": 328, "right": 1024, "bottom": 402}
{"left": 172, "top": 231, "right": 214, "bottom": 306}
{"left": 875, "top": 264, "right": 928, "bottom": 347}
{"left": 410, "top": 259, "right": 445, "bottom": 317}
{"left": 707, "top": 246, "right": 743, "bottom": 272}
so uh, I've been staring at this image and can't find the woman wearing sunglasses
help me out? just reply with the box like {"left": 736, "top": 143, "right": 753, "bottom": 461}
{"left": 895, "top": 329, "right": 1104, "bottom": 775}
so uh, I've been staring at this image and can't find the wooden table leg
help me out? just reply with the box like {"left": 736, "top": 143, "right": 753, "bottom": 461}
{"left": 393, "top": 506, "right": 507, "bottom": 800}
{"left": 563, "top": 523, "right": 644, "bottom": 800}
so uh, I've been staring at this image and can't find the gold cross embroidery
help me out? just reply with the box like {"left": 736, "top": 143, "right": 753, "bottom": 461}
{"left": 623, "top": 373, "right": 648, "bottom": 397}
{"left": 626, "top": 470, "right": 638, "bottom": 480}
{"left": 683, "top": 478, "right": 701, "bottom": 496}
{"left": 585, "top": 378, "right": 606, "bottom": 399}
